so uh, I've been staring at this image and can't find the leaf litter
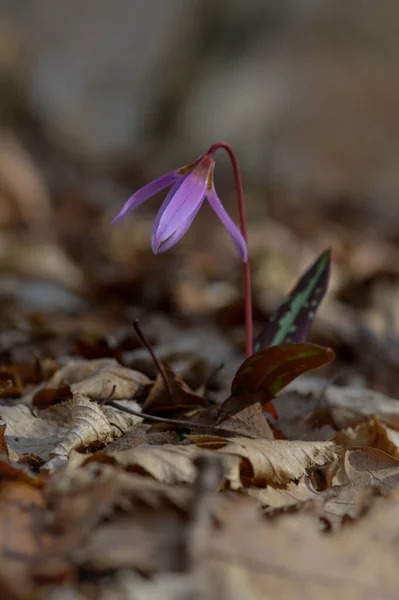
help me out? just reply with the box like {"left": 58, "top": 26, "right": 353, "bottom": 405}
{"left": 3, "top": 160, "right": 399, "bottom": 599}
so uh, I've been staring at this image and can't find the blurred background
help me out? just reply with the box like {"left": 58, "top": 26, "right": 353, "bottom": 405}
{"left": 2, "top": 0, "right": 399, "bottom": 395}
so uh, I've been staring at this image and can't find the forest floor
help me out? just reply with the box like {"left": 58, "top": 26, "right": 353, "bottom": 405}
{"left": 2, "top": 135, "right": 399, "bottom": 599}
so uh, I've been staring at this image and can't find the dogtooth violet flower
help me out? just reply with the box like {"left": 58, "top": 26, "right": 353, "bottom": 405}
{"left": 111, "top": 150, "right": 248, "bottom": 261}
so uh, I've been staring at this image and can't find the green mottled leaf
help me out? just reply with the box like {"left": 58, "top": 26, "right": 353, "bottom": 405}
{"left": 254, "top": 249, "right": 330, "bottom": 353}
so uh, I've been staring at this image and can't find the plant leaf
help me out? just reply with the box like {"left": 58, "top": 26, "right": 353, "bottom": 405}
{"left": 232, "top": 343, "right": 335, "bottom": 400}
{"left": 254, "top": 249, "right": 330, "bottom": 353}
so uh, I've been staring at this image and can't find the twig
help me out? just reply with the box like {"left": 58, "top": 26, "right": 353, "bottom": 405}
{"left": 132, "top": 319, "right": 174, "bottom": 400}
{"left": 98, "top": 384, "right": 116, "bottom": 407}
{"left": 107, "top": 399, "right": 256, "bottom": 439}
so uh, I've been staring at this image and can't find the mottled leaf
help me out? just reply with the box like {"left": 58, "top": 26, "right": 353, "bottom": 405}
{"left": 254, "top": 249, "right": 330, "bottom": 352}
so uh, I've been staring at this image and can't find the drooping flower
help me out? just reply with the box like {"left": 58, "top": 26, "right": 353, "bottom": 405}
{"left": 112, "top": 151, "right": 248, "bottom": 261}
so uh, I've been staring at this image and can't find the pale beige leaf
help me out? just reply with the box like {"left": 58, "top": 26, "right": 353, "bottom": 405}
{"left": 0, "top": 404, "right": 66, "bottom": 461}
{"left": 50, "top": 395, "right": 115, "bottom": 457}
{"left": 334, "top": 415, "right": 399, "bottom": 458}
{"left": 247, "top": 479, "right": 318, "bottom": 511}
{"left": 46, "top": 358, "right": 150, "bottom": 401}
{"left": 0, "top": 395, "right": 142, "bottom": 464}
{"left": 344, "top": 447, "right": 399, "bottom": 491}
{"left": 193, "top": 436, "right": 342, "bottom": 485}
{"left": 103, "top": 400, "right": 143, "bottom": 434}
{"left": 323, "top": 448, "right": 399, "bottom": 524}
{"left": 87, "top": 444, "right": 242, "bottom": 489}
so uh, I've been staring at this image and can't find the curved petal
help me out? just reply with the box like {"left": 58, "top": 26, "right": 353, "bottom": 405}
{"left": 111, "top": 170, "right": 180, "bottom": 224}
{"left": 206, "top": 186, "right": 248, "bottom": 261}
{"left": 153, "top": 199, "right": 203, "bottom": 253}
{"left": 151, "top": 180, "right": 183, "bottom": 253}
{"left": 154, "top": 156, "right": 213, "bottom": 245}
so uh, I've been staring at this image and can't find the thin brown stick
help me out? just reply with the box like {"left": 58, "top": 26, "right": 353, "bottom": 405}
{"left": 132, "top": 319, "right": 174, "bottom": 399}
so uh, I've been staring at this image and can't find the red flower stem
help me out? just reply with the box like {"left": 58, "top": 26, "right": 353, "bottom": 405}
{"left": 209, "top": 142, "right": 253, "bottom": 357}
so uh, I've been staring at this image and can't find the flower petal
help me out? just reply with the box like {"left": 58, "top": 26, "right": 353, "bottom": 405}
{"left": 111, "top": 170, "right": 180, "bottom": 224}
{"left": 207, "top": 186, "right": 248, "bottom": 261}
{"left": 151, "top": 180, "right": 183, "bottom": 253}
{"left": 153, "top": 199, "right": 203, "bottom": 253}
{"left": 154, "top": 156, "right": 213, "bottom": 245}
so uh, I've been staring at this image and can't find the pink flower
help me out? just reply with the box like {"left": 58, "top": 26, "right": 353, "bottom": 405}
{"left": 112, "top": 151, "right": 247, "bottom": 261}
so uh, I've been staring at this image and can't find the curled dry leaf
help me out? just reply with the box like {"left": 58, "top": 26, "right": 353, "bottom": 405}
{"left": 86, "top": 438, "right": 340, "bottom": 491}
{"left": 85, "top": 444, "right": 242, "bottom": 490}
{"left": 50, "top": 394, "right": 124, "bottom": 457}
{"left": 0, "top": 404, "right": 67, "bottom": 461}
{"left": 0, "top": 395, "right": 142, "bottom": 465}
{"left": 334, "top": 415, "right": 399, "bottom": 459}
{"left": 143, "top": 366, "right": 208, "bottom": 414}
{"left": 246, "top": 478, "right": 319, "bottom": 512}
{"left": 42, "top": 358, "right": 151, "bottom": 403}
{"left": 192, "top": 436, "right": 342, "bottom": 486}
{"left": 322, "top": 448, "right": 399, "bottom": 526}
{"left": 194, "top": 400, "right": 274, "bottom": 439}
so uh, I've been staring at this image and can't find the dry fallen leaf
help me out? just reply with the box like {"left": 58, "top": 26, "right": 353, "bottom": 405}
{"left": 246, "top": 478, "right": 319, "bottom": 512}
{"left": 43, "top": 358, "right": 151, "bottom": 402}
{"left": 143, "top": 366, "right": 208, "bottom": 414}
{"left": 196, "top": 398, "right": 274, "bottom": 439}
{"left": 191, "top": 436, "right": 342, "bottom": 486}
{"left": 85, "top": 443, "right": 242, "bottom": 490}
{"left": 85, "top": 437, "right": 341, "bottom": 491}
{"left": 334, "top": 415, "right": 399, "bottom": 458}
{"left": 0, "top": 404, "right": 66, "bottom": 461}
{"left": 322, "top": 447, "right": 399, "bottom": 525}
{"left": 0, "top": 395, "right": 142, "bottom": 465}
